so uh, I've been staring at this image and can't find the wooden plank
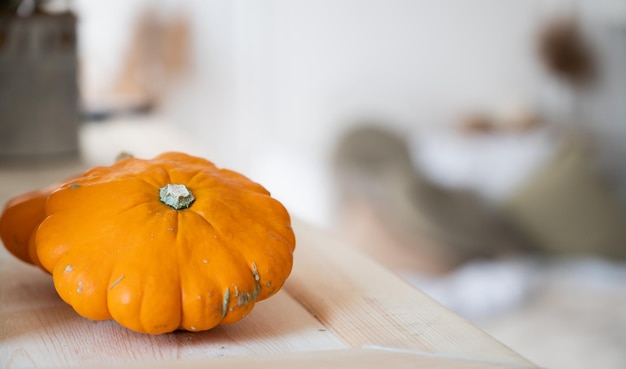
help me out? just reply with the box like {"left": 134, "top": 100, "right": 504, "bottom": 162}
{"left": 0, "top": 250, "right": 346, "bottom": 368}
{"left": 81, "top": 348, "right": 538, "bottom": 369}
{"left": 285, "top": 221, "right": 537, "bottom": 368}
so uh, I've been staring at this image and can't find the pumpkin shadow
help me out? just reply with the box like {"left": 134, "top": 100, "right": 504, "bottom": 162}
{"left": 163, "top": 290, "right": 344, "bottom": 358}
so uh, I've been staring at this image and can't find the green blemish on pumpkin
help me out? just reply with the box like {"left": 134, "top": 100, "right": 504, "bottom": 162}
{"left": 237, "top": 293, "right": 248, "bottom": 307}
{"left": 237, "top": 287, "right": 260, "bottom": 307}
{"left": 231, "top": 266, "right": 263, "bottom": 308}
{"left": 109, "top": 274, "right": 125, "bottom": 290}
{"left": 69, "top": 184, "right": 80, "bottom": 189}
{"left": 159, "top": 184, "right": 195, "bottom": 210}
{"left": 222, "top": 288, "right": 230, "bottom": 317}
{"left": 251, "top": 262, "right": 260, "bottom": 282}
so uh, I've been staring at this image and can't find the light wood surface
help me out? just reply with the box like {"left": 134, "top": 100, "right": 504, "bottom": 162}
{"left": 85, "top": 348, "right": 537, "bottom": 369}
{"left": 285, "top": 222, "right": 535, "bottom": 366}
{"left": 0, "top": 172, "right": 537, "bottom": 369}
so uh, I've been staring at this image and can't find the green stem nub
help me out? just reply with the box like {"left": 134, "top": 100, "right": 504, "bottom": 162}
{"left": 159, "top": 184, "right": 195, "bottom": 210}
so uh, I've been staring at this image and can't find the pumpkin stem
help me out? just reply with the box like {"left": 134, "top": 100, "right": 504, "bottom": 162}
{"left": 159, "top": 184, "right": 195, "bottom": 210}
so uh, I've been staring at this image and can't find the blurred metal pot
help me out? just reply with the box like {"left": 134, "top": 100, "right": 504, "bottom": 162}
{"left": 0, "top": 8, "right": 79, "bottom": 163}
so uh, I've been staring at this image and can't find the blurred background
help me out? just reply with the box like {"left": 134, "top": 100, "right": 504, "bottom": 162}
{"left": 1, "top": 1, "right": 625, "bottom": 368}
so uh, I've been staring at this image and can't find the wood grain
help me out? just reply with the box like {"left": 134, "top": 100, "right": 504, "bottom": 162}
{"left": 285, "top": 221, "right": 536, "bottom": 367}
{"left": 84, "top": 348, "right": 539, "bottom": 369}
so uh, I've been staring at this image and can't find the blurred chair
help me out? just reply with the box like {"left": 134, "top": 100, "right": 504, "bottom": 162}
{"left": 332, "top": 124, "right": 527, "bottom": 274}
{"left": 502, "top": 132, "right": 626, "bottom": 259}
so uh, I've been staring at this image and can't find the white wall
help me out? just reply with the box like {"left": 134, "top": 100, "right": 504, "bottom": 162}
{"left": 171, "top": 0, "right": 547, "bottom": 226}
{"left": 183, "top": 0, "right": 546, "bottom": 154}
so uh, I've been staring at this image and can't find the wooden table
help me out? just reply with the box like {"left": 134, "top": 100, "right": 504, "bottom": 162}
{"left": 1, "top": 221, "right": 538, "bottom": 369}
{"left": 0, "top": 166, "right": 537, "bottom": 369}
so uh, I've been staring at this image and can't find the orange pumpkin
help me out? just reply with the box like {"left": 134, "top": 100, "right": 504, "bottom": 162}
{"left": 0, "top": 152, "right": 295, "bottom": 334}
{"left": 0, "top": 188, "right": 49, "bottom": 267}
{"left": 0, "top": 174, "right": 79, "bottom": 267}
